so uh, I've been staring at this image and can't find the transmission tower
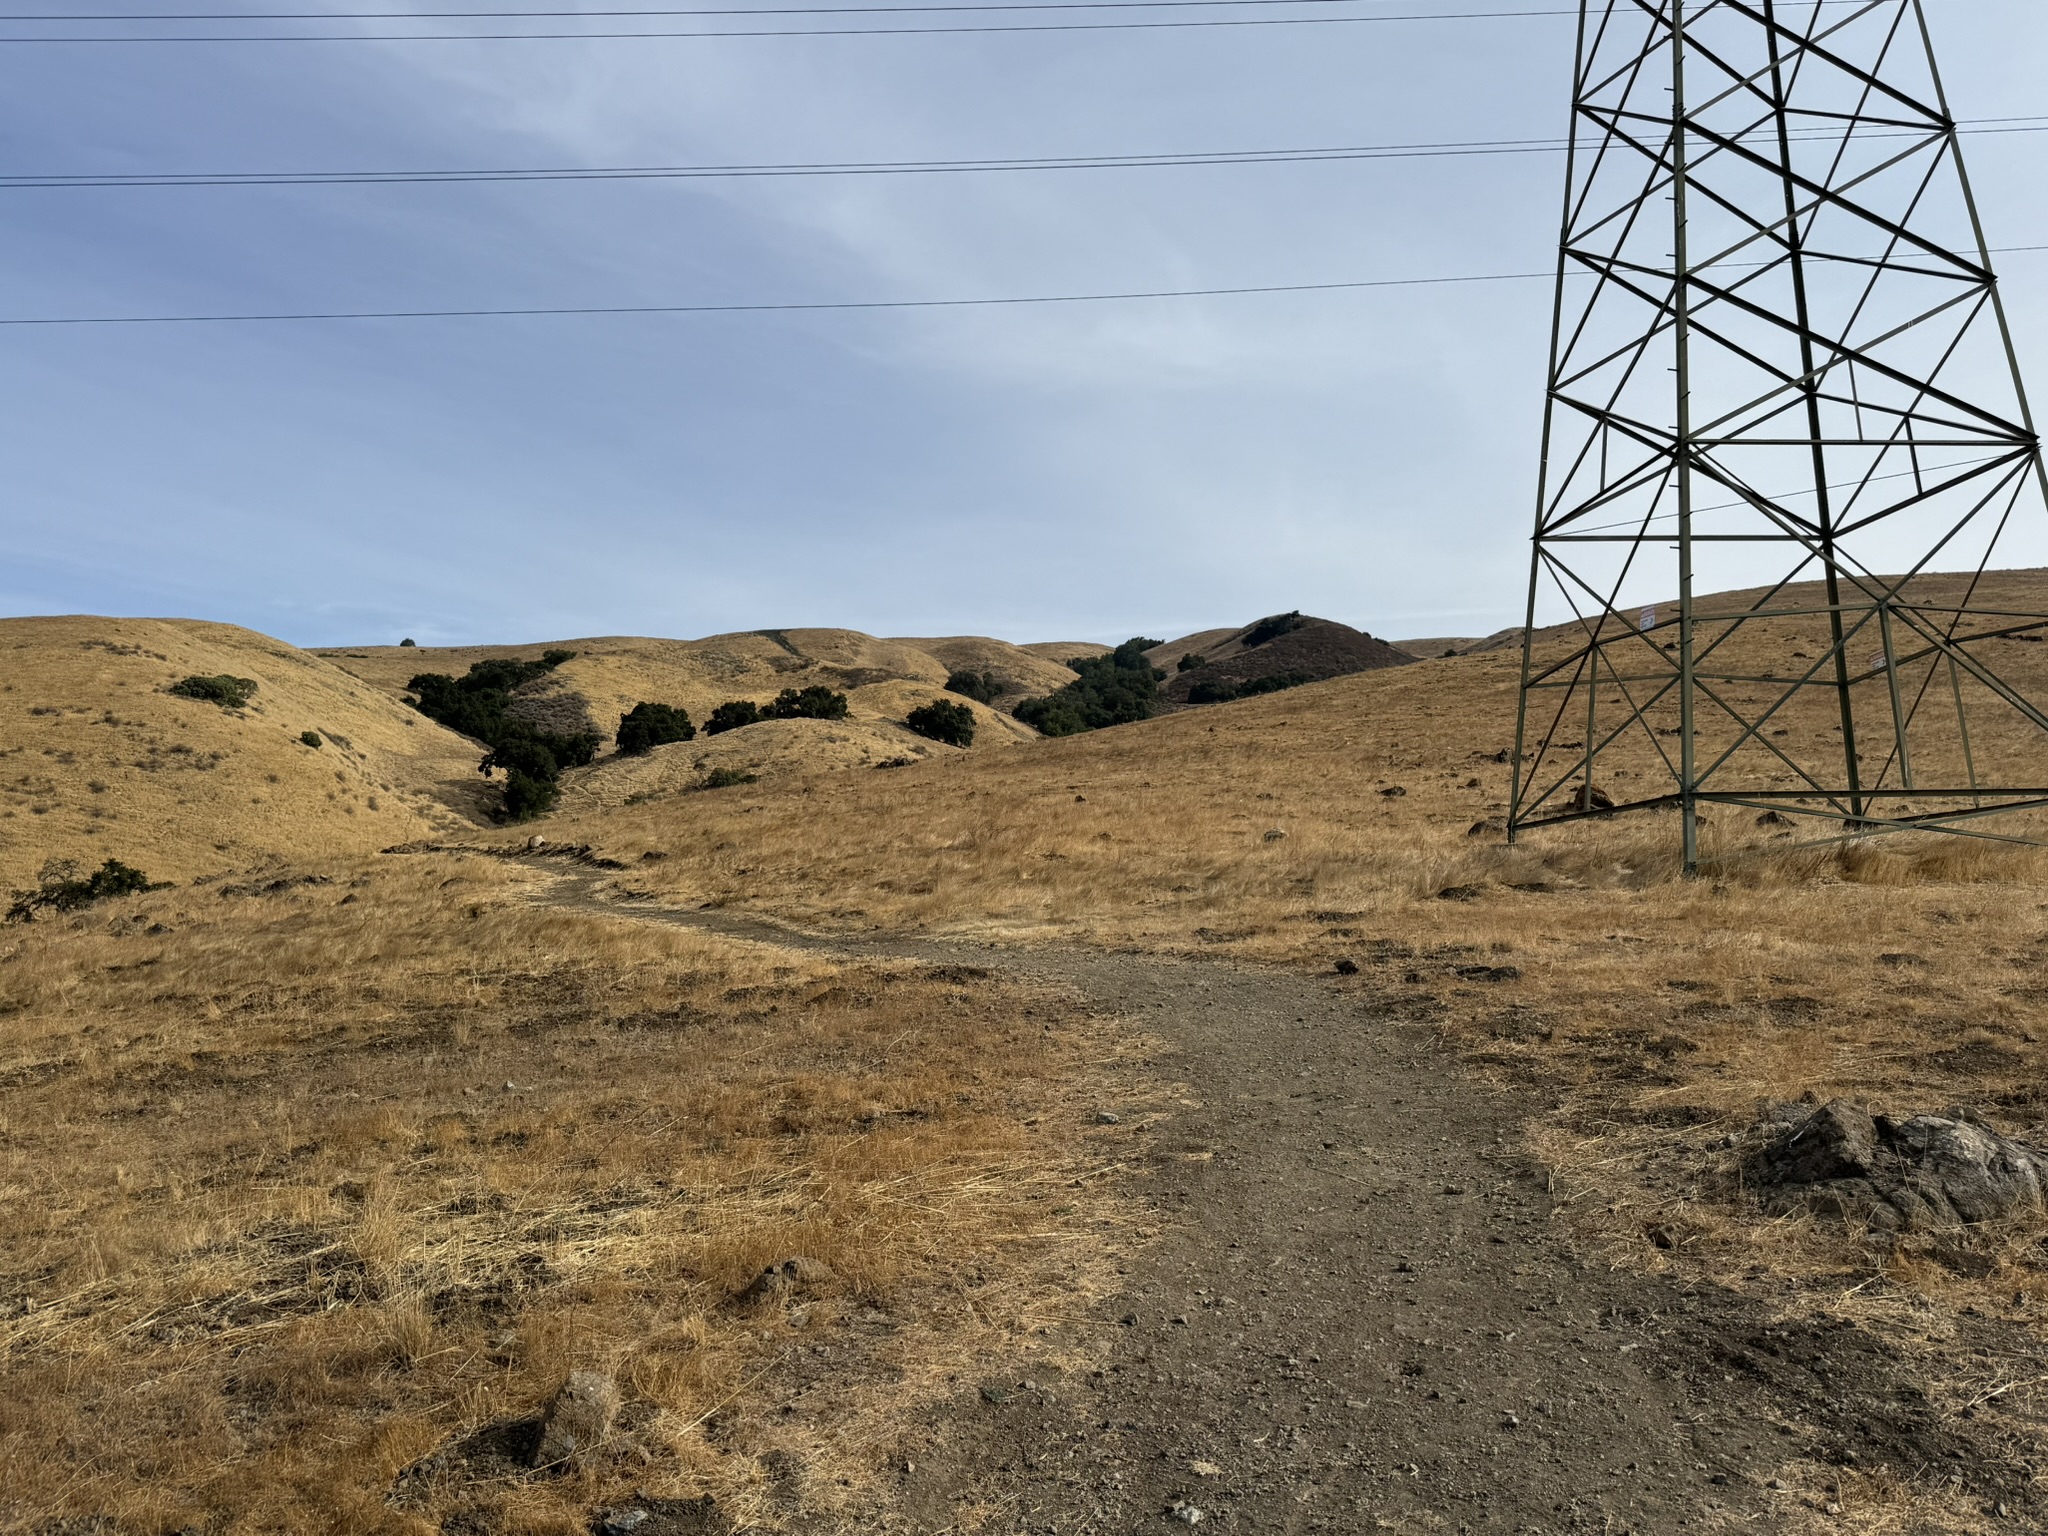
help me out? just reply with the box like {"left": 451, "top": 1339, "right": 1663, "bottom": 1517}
{"left": 1510, "top": 0, "right": 2048, "bottom": 871}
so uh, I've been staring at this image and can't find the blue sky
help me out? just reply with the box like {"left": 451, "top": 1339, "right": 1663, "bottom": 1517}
{"left": 4, "top": 0, "right": 2046, "bottom": 647}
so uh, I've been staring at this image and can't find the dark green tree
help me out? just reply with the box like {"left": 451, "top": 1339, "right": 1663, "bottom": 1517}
{"left": 1014, "top": 638, "right": 1165, "bottom": 737}
{"left": 616, "top": 702, "right": 696, "bottom": 755}
{"left": 906, "top": 699, "right": 976, "bottom": 747}
{"left": 945, "top": 669, "right": 1000, "bottom": 705}
{"left": 765, "top": 686, "right": 849, "bottom": 721}
{"left": 704, "top": 699, "right": 763, "bottom": 735}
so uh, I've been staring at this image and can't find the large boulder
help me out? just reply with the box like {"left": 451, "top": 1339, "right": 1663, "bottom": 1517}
{"left": 1749, "top": 1099, "right": 2048, "bottom": 1231}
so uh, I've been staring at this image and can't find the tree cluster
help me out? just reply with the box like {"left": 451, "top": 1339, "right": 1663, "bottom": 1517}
{"left": 406, "top": 651, "right": 595, "bottom": 822}
{"left": 906, "top": 698, "right": 976, "bottom": 747}
{"left": 1186, "top": 671, "right": 1313, "bottom": 706}
{"left": 1013, "top": 638, "right": 1164, "bottom": 737}
{"left": 616, "top": 702, "right": 695, "bottom": 755}
{"left": 944, "top": 669, "right": 1001, "bottom": 705}
{"left": 702, "top": 686, "right": 849, "bottom": 736}
{"left": 1240, "top": 611, "right": 1307, "bottom": 648}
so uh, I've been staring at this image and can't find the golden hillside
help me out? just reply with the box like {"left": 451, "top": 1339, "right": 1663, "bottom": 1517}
{"left": 321, "top": 628, "right": 1075, "bottom": 742}
{"left": 0, "top": 616, "right": 486, "bottom": 889}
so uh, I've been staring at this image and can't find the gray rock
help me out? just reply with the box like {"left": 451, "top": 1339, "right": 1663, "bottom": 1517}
{"left": 735, "top": 1255, "right": 834, "bottom": 1306}
{"left": 1749, "top": 1099, "right": 2048, "bottom": 1230}
{"left": 531, "top": 1369, "right": 618, "bottom": 1468}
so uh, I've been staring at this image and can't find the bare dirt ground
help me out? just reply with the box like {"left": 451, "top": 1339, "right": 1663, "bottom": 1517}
{"left": 542, "top": 869, "right": 2041, "bottom": 1535}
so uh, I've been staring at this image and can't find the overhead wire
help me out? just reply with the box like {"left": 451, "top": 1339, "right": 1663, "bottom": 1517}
{"left": 8, "top": 116, "right": 2045, "bottom": 190}
{"left": 0, "top": 6, "right": 1582, "bottom": 41}
{"left": 1, "top": 0, "right": 1551, "bottom": 16}
{"left": 8, "top": 243, "right": 2046, "bottom": 328}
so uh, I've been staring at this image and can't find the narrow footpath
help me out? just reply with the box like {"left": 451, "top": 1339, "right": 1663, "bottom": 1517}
{"left": 536, "top": 868, "right": 2029, "bottom": 1535}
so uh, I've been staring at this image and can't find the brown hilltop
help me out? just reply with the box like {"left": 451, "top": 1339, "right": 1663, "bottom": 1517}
{"left": 1147, "top": 611, "right": 1419, "bottom": 709}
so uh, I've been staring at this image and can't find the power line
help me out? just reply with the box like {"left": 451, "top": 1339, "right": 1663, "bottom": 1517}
{"left": 3, "top": 0, "right": 1493, "bottom": 16}
{"left": 10, "top": 116, "right": 2043, "bottom": 191}
{"left": 10, "top": 244, "right": 2046, "bottom": 328}
{"left": 0, "top": 6, "right": 1573, "bottom": 41}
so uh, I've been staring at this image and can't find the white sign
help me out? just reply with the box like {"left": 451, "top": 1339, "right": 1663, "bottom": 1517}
{"left": 1639, "top": 606, "right": 1657, "bottom": 632}
{"left": 1871, "top": 650, "right": 1889, "bottom": 674}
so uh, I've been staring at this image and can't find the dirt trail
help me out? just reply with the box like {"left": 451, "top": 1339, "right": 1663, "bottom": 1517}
{"left": 533, "top": 869, "right": 2028, "bottom": 1534}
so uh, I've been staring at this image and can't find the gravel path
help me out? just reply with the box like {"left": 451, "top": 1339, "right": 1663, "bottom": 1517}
{"left": 533, "top": 867, "right": 2030, "bottom": 1535}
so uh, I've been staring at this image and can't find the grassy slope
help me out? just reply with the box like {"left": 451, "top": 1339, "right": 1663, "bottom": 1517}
{"left": 522, "top": 573, "right": 2048, "bottom": 1511}
{"left": 0, "top": 617, "right": 486, "bottom": 889}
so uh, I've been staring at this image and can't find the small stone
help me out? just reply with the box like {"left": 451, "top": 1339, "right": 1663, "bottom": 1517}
{"left": 736, "top": 1256, "right": 834, "bottom": 1305}
{"left": 1190, "top": 1460, "right": 1222, "bottom": 1477}
{"left": 1379, "top": 785, "right": 1407, "bottom": 798}
{"left": 1095, "top": 1111, "right": 1122, "bottom": 1125}
{"left": 1501, "top": 1412, "right": 1520, "bottom": 1429}
{"left": 531, "top": 1369, "right": 618, "bottom": 1468}
{"left": 1169, "top": 1503, "right": 1205, "bottom": 1524}
{"left": 599, "top": 1512, "right": 649, "bottom": 1535}
{"left": 1263, "top": 828, "right": 1287, "bottom": 842}
{"left": 526, "top": 834, "right": 546, "bottom": 849}
{"left": 1333, "top": 958, "right": 1359, "bottom": 975}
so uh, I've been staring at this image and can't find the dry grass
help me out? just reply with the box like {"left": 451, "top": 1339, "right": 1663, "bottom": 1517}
{"left": 0, "top": 616, "right": 486, "bottom": 889}
{"left": 0, "top": 856, "right": 1134, "bottom": 1532}
{"left": 519, "top": 586, "right": 2048, "bottom": 1503}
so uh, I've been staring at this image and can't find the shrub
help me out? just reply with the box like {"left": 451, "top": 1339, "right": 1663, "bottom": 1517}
{"left": 945, "top": 669, "right": 1000, "bottom": 705}
{"left": 7, "top": 858, "right": 162, "bottom": 923}
{"left": 906, "top": 699, "right": 976, "bottom": 747}
{"left": 399, "top": 638, "right": 416, "bottom": 647}
{"left": 701, "top": 767, "right": 758, "bottom": 789}
{"left": 766, "top": 686, "right": 849, "bottom": 721}
{"left": 616, "top": 702, "right": 695, "bottom": 755}
{"left": 299, "top": 731, "right": 323, "bottom": 749}
{"left": 404, "top": 651, "right": 583, "bottom": 821}
{"left": 1240, "top": 611, "right": 1306, "bottom": 648}
{"left": 704, "top": 700, "right": 762, "bottom": 736}
{"left": 168, "top": 674, "right": 258, "bottom": 709}
{"left": 705, "top": 687, "right": 849, "bottom": 735}
{"left": 1187, "top": 671, "right": 1314, "bottom": 706}
{"left": 1014, "top": 638, "right": 1164, "bottom": 737}
{"left": 1177, "top": 653, "right": 1208, "bottom": 672}
{"left": 501, "top": 771, "right": 559, "bottom": 820}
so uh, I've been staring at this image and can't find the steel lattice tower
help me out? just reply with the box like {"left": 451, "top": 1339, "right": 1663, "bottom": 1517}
{"left": 1510, "top": 0, "right": 2048, "bottom": 870}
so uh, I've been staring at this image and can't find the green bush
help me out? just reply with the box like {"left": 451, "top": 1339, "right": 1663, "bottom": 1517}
{"left": 501, "top": 770, "right": 560, "bottom": 820}
{"left": 300, "top": 730, "right": 323, "bottom": 748}
{"left": 7, "top": 858, "right": 162, "bottom": 923}
{"left": 701, "top": 767, "right": 758, "bottom": 789}
{"left": 616, "top": 702, "right": 696, "bottom": 755}
{"left": 1177, "top": 653, "right": 1208, "bottom": 672}
{"left": 399, "top": 638, "right": 417, "bottom": 647}
{"left": 1240, "top": 611, "right": 1306, "bottom": 648}
{"left": 404, "top": 651, "right": 584, "bottom": 821}
{"left": 1187, "top": 671, "right": 1313, "bottom": 706}
{"left": 766, "top": 686, "right": 849, "bottom": 721}
{"left": 906, "top": 698, "right": 976, "bottom": 747}
{"left": 704, "top": 687, "right": 849, "bottom": 735}
{"left": 1014, "top": 638, "right": 1164, "bottom": 737}
{"left": 704, "top": 700, "right": 762, "bottom": 736}
{"left": 946, "top": 669, "right": 1000, "bottom": 705}
{"left": 168, "top": 674, "right": 258, "bottom": 709}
